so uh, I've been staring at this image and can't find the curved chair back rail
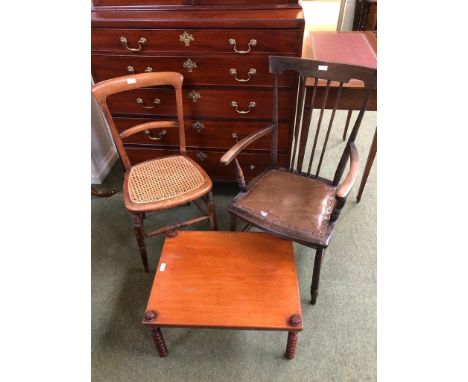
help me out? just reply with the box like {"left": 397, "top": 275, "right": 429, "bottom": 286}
{"left": 92, "top": 72, "right": 186, "bottom": 170}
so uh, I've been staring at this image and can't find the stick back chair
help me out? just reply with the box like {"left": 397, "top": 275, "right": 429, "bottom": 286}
{"left": 92, "top": 72, "right": 218, "bottom": 272}
{"left": 220, "top": 57, "right": 377, "bottom": 304}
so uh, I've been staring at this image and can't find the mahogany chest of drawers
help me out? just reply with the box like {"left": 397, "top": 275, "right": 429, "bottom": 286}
{"left": 92, "top": 1, "right": 304, "bottom": 181}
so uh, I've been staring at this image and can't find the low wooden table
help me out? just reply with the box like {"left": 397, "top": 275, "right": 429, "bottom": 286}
{"left": 143, "top": 231, "right": 303, "bottom": 359}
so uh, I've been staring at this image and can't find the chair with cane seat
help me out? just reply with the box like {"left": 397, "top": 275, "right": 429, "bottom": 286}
{"left": 92, "top": 72, "right": 218, "bottom": 272}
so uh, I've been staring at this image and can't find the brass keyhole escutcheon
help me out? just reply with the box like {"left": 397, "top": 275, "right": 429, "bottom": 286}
{"left": 196, "top": 151, "right": 207, "bottom": 162}
{"left": 192, "top": 121, "right": 204, "bottom": 132}
{"left": 187, "top": 90, "right": 201, "bottom": 103}
{"left": 179, "top": 31, "right": 194, "bottom": 47}
{"left": 183, "top": 58, "right": 197, "bottom": 73}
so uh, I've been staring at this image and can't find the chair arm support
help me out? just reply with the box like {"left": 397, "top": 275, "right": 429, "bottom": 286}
{"left": 336, "top": 142, "right": 360, "bottom": 199}
{"left": 220, "top": 125, "right": 274, "bottom": 166}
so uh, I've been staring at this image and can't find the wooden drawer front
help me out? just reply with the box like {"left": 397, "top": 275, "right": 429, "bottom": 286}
{"left": 114, "top": 117, "right": 289, "bottom": 151}
{"left": 92, "top": 55, "right": 293, "bottom": 87}
{"left": 125, "top": 147, "right": 289, "bottom": 181}
{"left": 107, "top": 88, "right": 293, "bottom": 120}
{"left": 92, "top": 29, "right": 301, "bottom": 55}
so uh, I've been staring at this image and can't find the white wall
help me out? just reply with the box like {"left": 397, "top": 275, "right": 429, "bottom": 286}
{"left": 91, "top": 94, "right": 118, "bottom": 184}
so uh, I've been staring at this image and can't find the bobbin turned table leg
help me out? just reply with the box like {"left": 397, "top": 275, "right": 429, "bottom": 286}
{"left": 149, "top": 327, "right": 168, "bottom": 357}
{"left": 284, "top": 331, "right": 299, "bottom": 359}
{"left": 285, "top": 314, "right": 301, "bottom": 359}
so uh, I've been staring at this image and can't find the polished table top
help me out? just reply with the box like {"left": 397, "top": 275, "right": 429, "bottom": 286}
{"left": 145, "top": 231, "right": 302, "bottom": 331}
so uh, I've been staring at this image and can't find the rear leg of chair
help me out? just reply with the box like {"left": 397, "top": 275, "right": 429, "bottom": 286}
{"left": 204, "top": 191, "right": 218, "bottom": 230}
{"left": 230, "top": 214, "right": 237, "bottom": 231}
{"left": 311, "top": 247, "right": 325, "bottom": 305}
{"left": 131, "top": 212, "right": 149, "bottom": 273}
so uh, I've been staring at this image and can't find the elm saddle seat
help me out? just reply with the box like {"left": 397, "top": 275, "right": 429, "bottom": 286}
{"left": 230, "top": 168, "right": 336, "bottom": 247}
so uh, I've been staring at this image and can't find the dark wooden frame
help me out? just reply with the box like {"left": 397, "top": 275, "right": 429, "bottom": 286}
{"left": 220, "top": 57, "right": 377, "bottom": 304}
{"left": 92, "top": 72, "right": 218, "bottom": 272}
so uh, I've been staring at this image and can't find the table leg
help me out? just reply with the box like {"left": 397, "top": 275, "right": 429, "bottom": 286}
{"left": 357, "top": 128, "right": 377, "bottom": 203}
{"left": 149, "top": 327, "right": 168, "bottom": 357}
{"left": 284, "top": 331, "right": 299, "bottom": 359}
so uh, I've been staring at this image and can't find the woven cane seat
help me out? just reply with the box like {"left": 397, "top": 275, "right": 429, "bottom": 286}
{"left": 124, "top": 155, "right": 212, "bottom": 211}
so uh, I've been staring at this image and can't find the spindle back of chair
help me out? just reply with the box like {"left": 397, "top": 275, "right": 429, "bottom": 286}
{"left": 92, "top": 72, "right": 186, "bottom": 171}
{"left": 269, "top": 56, "right": 377, "bottom": 181}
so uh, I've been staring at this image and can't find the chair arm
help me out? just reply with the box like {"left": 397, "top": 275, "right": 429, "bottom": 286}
{"left": 220, "top": 125, "right": 274, "bottom": 166}
{"left": 336, "top": 142, "right": 360, "bottom": 199}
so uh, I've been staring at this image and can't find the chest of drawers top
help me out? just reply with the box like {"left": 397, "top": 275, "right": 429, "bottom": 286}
{"left": 92, "top": 8, "right": 304, "bottom": 29}
{"left": 93, "top": 0, "right": 299, "bottom": 8}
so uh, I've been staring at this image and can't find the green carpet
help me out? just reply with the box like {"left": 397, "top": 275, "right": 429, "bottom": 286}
{"left": 92, "top": 110, "right": 376, "bottom": 382}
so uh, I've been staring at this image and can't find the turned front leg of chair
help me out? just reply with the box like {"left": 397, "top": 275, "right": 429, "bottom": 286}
{"left": 231, "top": 158, "right": 247, "bottom": 192}
{"left": 131, "top": 213, "right": 149, "bottom": 273}
{"left": 311, "top": 247, "right": 325, "bottom": 305}
{"left": 284, "top": 331, "right": 299, "bottom": 359}
{"left": 204, "top": 191, "right": 218, "bottom": 230}
{"left": 149, "top": 327, "right": 168, "bottom": 357}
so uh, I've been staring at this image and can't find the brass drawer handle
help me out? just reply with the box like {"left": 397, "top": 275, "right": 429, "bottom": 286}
{"left": 120, "top": 36, "right": 146, "bottom": 52}
{"left": 196, "top": 151, "right": 207, "bottom": 162}
{"left": 187, "top": 90, "right": 201, "bottom": 103}
{"left": 127, "top": 66, "right": 153, "bottom": 74}
{"left": 192, "top": 121, "right": 204, "bottom": 132}
{"left": 144, "top": 129, "right": 167, "bottom": 141}
{"left": 229, "top": 68, "right": 256, "bottom": 82}
{"left": 179, "top": 31, "right": 194, "bottom": 47}
{"left": 231, "top": 101, "right": 256, "bottom": 114}
{"left": 136, "top": 98, "right": 161, "bottom": 109}
{"left": 183, "top": 58, "right": 197, "bottom": 73}
{"left": 228, "top": 38, "right": 257, "bottom": 54}
{"left": 232, "top": 132, "right": 239, "bottom": 142}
